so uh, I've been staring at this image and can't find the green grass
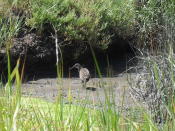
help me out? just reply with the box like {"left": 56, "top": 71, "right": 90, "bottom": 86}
{"left": 0, "top": 96, "right": 160, "bottom": 130}
{"left": 0, "top": 1, "right": 22, "bottom": 47}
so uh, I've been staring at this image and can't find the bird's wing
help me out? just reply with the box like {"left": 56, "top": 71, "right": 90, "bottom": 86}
{"left": 80, "top": 68, "right": 90, "bottom": 80}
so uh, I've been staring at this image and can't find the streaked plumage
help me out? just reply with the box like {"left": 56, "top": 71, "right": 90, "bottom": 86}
{"left": 70, "top": 63, "right": 90, "bottom": 88}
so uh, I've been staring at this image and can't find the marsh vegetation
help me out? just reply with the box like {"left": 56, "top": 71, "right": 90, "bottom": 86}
{"left": 0, "top": 0, "right": 175, "bottom": 130}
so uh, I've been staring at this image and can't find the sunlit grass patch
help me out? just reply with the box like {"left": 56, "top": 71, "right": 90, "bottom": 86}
{"left": 0, "top": 96, "right": 101, "bottom": 130}
{"left": 0, "top": 95, "right": 156, "bottom": 130}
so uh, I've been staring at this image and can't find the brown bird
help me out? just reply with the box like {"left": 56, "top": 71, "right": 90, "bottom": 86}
{"left": 69, "top": 63, "right": 90, "bottom": 88}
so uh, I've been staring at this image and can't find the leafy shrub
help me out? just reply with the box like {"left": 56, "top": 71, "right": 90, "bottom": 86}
{"left": 0, "top": 0, "right": 25, "bottom": 47}
{"left": 0, "top": 16, "right": 22, "bottom": 47}
{"left": 26, "top": 0, "right": 135, "bottom": 50}
{"left": 135, "top": 0, "right": 175, "bottom": 51}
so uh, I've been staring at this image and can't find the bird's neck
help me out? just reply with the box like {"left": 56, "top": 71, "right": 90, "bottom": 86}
{"left": 77, "top": 66, "right": 82, "bottom": 71}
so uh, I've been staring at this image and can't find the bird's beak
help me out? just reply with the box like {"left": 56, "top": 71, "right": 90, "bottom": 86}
{"left": 69, "top": 66, "right": 74, "bottom": 70}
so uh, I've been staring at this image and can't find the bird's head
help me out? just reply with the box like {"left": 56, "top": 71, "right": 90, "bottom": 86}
{"left": 69, "top": 63, "right": 82, "bottom": 70}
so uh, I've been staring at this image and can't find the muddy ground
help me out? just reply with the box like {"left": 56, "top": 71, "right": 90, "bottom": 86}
{"left": 21, "top": 73, "right": 139, "bottom": 110}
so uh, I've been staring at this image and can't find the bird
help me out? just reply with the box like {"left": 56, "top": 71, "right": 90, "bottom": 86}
{"left": 69, "top": 63, "right": 90, "bottom": 88}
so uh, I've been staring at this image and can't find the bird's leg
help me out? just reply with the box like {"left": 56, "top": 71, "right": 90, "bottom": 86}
{"left": 81, "top": 80, "right": 86, "bottom": 88}
{"left": 81, "top": 80, "right": 84, "bottom": 88}
{"left": 84, "top": 81, "right": 87, "bottom": 88}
